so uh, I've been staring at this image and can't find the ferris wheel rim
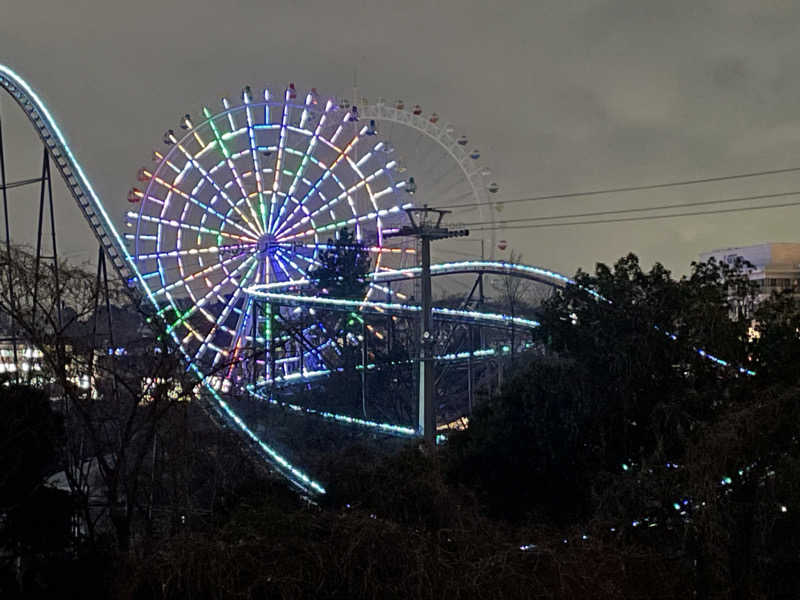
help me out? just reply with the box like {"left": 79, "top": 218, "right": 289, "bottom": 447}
{"left": 127, "top": 86, "right": 420, "bottom": 384}
{"left": 359, "top": 101, "right": 497, "bottom": 259}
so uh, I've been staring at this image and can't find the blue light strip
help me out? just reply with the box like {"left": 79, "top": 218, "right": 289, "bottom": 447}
{"left": 244, "top": 344, "right": 527, "bottom": 434}
{"left": 245, "top": 290, "right": 540, "bottom": 330}
{"left": 245, "top": 385, "right": 416, "bottom": 436}
{"left": 248, "top": 260, "right": 754, "bottom": 376}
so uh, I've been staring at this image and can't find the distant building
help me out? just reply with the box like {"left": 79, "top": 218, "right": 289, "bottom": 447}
{"left": 700, "top": 242, "right": 800, "bottom": 302}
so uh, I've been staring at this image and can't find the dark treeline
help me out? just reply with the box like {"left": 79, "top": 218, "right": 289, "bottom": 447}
{"left": 3, "top": 251, "right": 800, "bottom": 598}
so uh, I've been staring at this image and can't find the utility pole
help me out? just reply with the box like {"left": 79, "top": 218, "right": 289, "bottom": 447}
{"left": 387, "top": 205, "right": 468, "bottom": 445}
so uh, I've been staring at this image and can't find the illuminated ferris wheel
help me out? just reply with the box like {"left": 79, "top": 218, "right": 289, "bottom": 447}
{"left": 125, "top": 84, "right": 419, "bottom": 386}
{"left": 125, "top": 83, "right": 499, "bottom": 389}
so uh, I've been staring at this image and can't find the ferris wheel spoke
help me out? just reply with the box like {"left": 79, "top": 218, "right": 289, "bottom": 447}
{"left": 137, "top": 243, "right": 256, "bottom": 262}
{"left": 275, "top": 174, "right": 375, "bottom": 239}
{"left": 152, "top": 250, "right": 252, "bottom": 299}
{"left": 270, "top": 252, "right": 294, "bottom": 281}
{"left": 193, "top": 258, "right": 259, "bottom": 364}
{"left": 203, "top": 105, "right": 263, "bottom": 234}
{"left": 135, "top": 213, "right": 257, "bottom": 244}
{"left": 274, "top": 246, "right": 318, "bottom": 275}
{"left": 152, "top": 150, "right": 181, "bottom": 175}
{"left": 272, "top": 118, "right": 366, "bottom": 236}
{"left": 345, "top": 155, "right": 383, "bottom": 237}
{"left": 271, "top": 156, "right": 354, "bottom": 239}
{"left": 271, "top": 99, "right": 335, "bottom": 235}
{"left": 165, "top": 253, "right": 258, "bottom": 333}
{"left": 172, "top": 139, "right": 262, "bottom": 235}
{"left": 277, "top": 205, "right": 405, "bottom": 244}
{"left": 266, "top": 90, "right": 292, "bottom": 234}
{"left": 225, "top": 294, "right": 263, "bottom": 378}
{"left": 146, "top": 176, "right": 257, "bottom": 240}
{"left": 283, "top": 94, "right": 325, "bottom": 197}
{"left": 296, "top": 241, "right": 414, "bottom": 259}
{"left": 274, "top": 184, "right": 354, "bottom": 239}
{"left": 244, "top": 91, "right": 269, "bottom": 232}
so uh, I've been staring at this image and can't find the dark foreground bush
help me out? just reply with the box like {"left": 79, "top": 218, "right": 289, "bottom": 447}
{"left": 119, "top": 501, "right": 689, "bottom": 600}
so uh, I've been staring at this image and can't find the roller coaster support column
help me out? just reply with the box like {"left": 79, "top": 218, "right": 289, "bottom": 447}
{"left": 387, "top": 205, "right": 469, "bottom": 445}
{"left": 89, "top": 245, "right": 116, "bottom": 393}
{"left": 0, "top": 115, "right": 18, "bottom": 374}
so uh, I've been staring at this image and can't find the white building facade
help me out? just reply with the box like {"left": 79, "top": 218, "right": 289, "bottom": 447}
{"left": 700, "top": 242, "right": 800, "bottom": 302}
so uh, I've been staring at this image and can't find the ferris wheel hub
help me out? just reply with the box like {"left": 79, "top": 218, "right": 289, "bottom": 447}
{"left": 256, "top": 233, "right": 278, "bottom": 257}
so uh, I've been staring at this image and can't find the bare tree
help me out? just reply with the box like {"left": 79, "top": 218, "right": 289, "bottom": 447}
{"left": 0, "top": 246, "right": 204, "bottom": 550}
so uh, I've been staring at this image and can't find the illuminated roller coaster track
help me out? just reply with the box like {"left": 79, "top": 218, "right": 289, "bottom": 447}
{"left": 0, "top": 64, "right": 753, "bottom": 496}
{"left": 0, "top": 67, "right": 507, "bottom": 495}
{"left": 0, "top": 64, "right": 329, "bottom": 494}
{"left": 248, "top": 259, "right": 755, "bottom": 382}
{"left": 243, "top": 258, "right": 754, "bottom": 440}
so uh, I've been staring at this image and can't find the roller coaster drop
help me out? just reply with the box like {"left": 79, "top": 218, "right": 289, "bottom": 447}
{"left": 0, "top": 65, "right": 751, "bottom": 495}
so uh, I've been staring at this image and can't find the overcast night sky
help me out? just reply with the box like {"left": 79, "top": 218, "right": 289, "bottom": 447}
{"left": 2, "top": 0, "right": 800, "bottom": 276}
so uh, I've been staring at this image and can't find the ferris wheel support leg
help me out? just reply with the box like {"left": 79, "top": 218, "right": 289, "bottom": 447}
{"left": 386, "top": 281, "right": 394, "bottom": 355}
{"left": 361, "top": 318, "right": 368, "bottom": 418}
{"left": 251, "top": 298, "right": 258, "bottom": 387}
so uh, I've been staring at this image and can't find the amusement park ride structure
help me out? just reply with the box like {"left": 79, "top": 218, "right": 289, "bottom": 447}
{"left": 0, "top": 65, "right": 753, "bottom": 495}
{"left": 385, "top": 205, "right": 469, "bottom": 444}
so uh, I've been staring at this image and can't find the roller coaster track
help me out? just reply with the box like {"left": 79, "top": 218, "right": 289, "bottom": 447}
{"left": 0, "top": 64, "right": 330, "bottom": 495}
{"left": 0, "top": 65, "right": 134, "bottom": 286}
{"left": 0, "top": 64, "right": 754, "bottom": 497}
{"left": 248, "top": 260, "right": 588, "bottom": 295}
{"left": 249, "top": 260, "right": 754, "bottom": 376}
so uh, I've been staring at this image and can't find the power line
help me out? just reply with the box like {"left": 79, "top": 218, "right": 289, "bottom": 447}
{"left": 466, "top": 197, "right": 800, "bottom": 232}
{"left": 457, "top": 189, "right": 800, "bottom": 227}
{"left": 433, "top": 165, "right": 800, "bottom": 210}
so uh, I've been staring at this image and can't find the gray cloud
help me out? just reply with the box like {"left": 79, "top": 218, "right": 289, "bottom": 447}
{"left": 3, "top": 0, "right": 800, "bottom": 276}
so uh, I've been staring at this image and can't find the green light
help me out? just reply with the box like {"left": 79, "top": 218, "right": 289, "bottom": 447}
{"left": 167, "top": 308, "right": 194, "bottom": 333}
{"left": 204, "top": 107, "right": 230, "bottom": 159}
